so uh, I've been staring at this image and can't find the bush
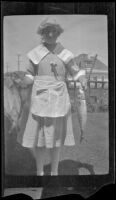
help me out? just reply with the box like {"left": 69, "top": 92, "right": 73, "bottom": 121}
{"left": 98, "top": 105, "right": 108, "bottom": 112}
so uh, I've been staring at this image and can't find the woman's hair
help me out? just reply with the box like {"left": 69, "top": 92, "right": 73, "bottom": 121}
{"left": 37, "top": 18, "right": 64, "bottom": 37}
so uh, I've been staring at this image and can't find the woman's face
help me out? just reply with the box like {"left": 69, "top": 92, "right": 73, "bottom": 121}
{"left": 41, "top": 27, "right": 59, "bottom": 44}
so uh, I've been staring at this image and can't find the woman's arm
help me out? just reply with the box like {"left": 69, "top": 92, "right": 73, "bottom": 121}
{"left": 66, "top": 59, "right": 87, "bottom": 143}
{"left": 24, "top": 60, "right": 37, "bottom": 85}
{"left": 15, "top": 60, "right": 36, "bottom": 88}
{"left": 66, "top": 59, "right": 87, "bottom": 89}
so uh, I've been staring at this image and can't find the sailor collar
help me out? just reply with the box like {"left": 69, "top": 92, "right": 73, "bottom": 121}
{"left": 27, "top": 43, "right": 74, "bottom": 65}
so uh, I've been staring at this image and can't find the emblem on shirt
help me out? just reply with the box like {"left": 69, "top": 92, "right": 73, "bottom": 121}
{"left": 50, "top": 61, "right": 58, "bottom": 79}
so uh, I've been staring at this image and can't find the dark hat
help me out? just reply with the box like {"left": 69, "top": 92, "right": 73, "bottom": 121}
{"left": 37, "top": 18, "right": 64, "bottom": 36}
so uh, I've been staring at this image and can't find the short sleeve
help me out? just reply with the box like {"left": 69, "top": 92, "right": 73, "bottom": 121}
{"left": 66, "top": 59, "right": 86, "bottom": 81}
{"left": 26, "top": 60, "right": 37, "bottom": 76}
{"left": 25, "top": 60, "right": 38, "bottom": 81}
{"left": 66, "top": 59, "right": 80, "bottom": 77}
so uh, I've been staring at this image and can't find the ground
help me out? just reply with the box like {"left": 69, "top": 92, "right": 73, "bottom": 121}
{"left": 3, "top": 112, "right": 109, "bottom": 198}
{"left": 60, "top": 112, "right": 109, "bottom": 175}
{"left": 4, "top": 112, "right": 109, "bottom": 175}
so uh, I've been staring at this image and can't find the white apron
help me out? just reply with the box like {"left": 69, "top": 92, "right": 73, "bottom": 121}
{"left": 31, "top": 76, "right": 71, "bottom": 117}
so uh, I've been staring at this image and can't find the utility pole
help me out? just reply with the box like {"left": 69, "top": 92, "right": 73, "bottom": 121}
{"left": 17, "top": 54, "right": 21, "bottom": 71}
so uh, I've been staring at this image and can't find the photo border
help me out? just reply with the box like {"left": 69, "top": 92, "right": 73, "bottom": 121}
{"left": 1, "top": 1, "right": 115, "bottom": 198}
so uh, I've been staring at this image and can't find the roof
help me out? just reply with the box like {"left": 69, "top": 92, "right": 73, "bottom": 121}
{"left": 75, "top": 54, "right": 108, "bottom": 72}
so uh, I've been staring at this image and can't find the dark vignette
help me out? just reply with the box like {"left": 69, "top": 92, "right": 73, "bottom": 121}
{"left": 1, "top": 1, "right": 115, "bottom": 199}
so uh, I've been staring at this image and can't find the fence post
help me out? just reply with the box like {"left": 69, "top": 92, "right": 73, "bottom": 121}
{"left": 102, "top": 76, "right": 105, "bottom": 88}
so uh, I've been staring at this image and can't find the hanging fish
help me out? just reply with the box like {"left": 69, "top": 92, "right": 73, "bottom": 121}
{"left": 75, "top": 54, "right": 97, "bottom": 142}
{"left": 74, "top": 82, "right": 87, "bottom": 143}
{"left": 4, "top": 71, "right": 32, "bottom": 134}
{"left": 4, "top": 79, "right": 21, "bottom": 134}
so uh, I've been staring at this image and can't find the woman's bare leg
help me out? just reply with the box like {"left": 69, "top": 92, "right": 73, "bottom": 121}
{"left": 34, "top": 147, "right": 46, "bottom": 176}
{"left": 49, "top": 147, "right": 61, "bottom": 175}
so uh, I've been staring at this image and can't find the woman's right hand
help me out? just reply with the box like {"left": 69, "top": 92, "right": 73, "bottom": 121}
{"left": 23, "top": 75, "right": 34, "bottom": 85}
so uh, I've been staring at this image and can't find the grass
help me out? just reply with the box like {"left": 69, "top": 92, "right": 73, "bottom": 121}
{"left": 4, "top": 112, "right": 109, "bottom": 175}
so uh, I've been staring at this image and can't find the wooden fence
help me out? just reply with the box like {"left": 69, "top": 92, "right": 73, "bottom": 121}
{"left": 66, "top": 79, "right": 108, "bottom": 112}
{"left": 66, "top": 80, "right": 108, "bottom": 90}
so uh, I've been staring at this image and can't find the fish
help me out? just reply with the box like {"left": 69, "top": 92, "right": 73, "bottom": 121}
{"left": 74, "top": 83, "right": 87, "bottom": 143}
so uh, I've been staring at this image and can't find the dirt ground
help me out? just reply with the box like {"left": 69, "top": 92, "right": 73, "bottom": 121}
{"left": 3, "top": 112, "right": 109, "bottom": 198}
{"left": 59, "top": 112, "right": 109, "bottom": 175}
{"left": 4, "top": 112, "right": 109, "bottom": 175}
{"left": 3, "top": 188, "right": 43, "bottom": 199}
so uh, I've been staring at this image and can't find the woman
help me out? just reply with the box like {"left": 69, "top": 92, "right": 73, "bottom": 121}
{"left": 17, "top": 18, "right": 87, "bottom": 176}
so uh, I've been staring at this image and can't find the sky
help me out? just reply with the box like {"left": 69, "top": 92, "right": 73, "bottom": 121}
{"left": 3, "top": 15, "right": 108, "bottom": 72}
